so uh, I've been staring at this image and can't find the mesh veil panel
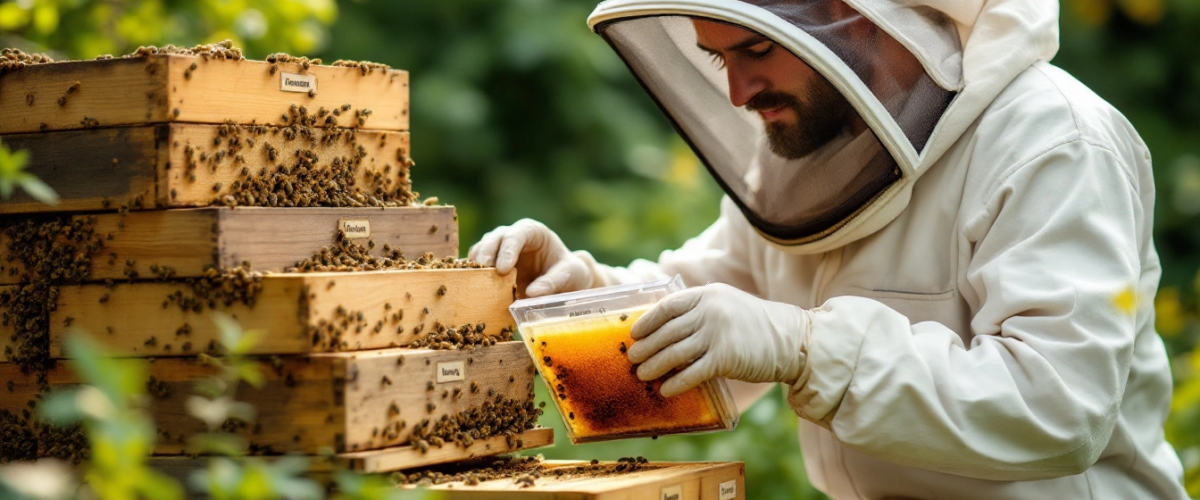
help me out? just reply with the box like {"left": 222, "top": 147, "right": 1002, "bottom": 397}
{"left": 596, "top": 1, "right": 956, "bottom": 243}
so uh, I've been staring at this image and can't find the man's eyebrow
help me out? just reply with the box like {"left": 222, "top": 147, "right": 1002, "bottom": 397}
{"left": 696, "top": 34, "right": 771, "bottom": 55}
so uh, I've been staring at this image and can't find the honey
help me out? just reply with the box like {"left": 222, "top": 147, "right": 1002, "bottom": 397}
{"left": 524, "top": 306, "right": 726, "bottom": 442}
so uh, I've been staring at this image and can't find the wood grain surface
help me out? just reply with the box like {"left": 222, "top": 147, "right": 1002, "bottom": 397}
{"left": 47, "top": 268, "right": 516, "bottom": 357}
{"left": 0, "top": 124, "right": 412, "bottom": 214}
{"left": 0, "top": 342, "right": 536, "bottom": 454}
{"left": 0, "top": 55, "right": 408, "bottom": 134}
{"left": 0, "top": 207, "right": 457, "bottom": 285}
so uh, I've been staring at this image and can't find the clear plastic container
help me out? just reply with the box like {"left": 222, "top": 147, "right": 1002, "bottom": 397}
{"left": 509, "top": 275, "right": 739, "bottom": 444}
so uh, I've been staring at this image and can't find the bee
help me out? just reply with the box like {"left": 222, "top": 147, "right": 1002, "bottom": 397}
{"left": 173, "top": 108, "right": 181, "bottom": 118}
{"left": 24, "top": 92, "right": 34, "bottom": 106}
{"left": 270, "top": 64, "right": 278, "bottom": 75}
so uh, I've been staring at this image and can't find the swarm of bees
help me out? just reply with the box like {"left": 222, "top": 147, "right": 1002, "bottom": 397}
{"left": 288, "top": 231, "right": 485, "bottom": 273}
{"left": 0, "top": 217, "right": 104, "bottom": 375}
{"left": 0, "top": 48, "right": 54, "bottom": 76}
{"left": 402, "top": 395, "right": 542, "bottom": 455}
{"left": 0, "top": 407, "right": 89, "bottom": 464}
{"left": 129, "top": 39, "right": 244, "bottom": 61}
{"left": 391, "top": 455, "right": 542, "bottom": 486}
{"left": 160, "top": 262, "right": 264, "bottom": 316}
{"left": 389, "top": 454, "right": 654, "bottom": 487}
{"left": 266, "top": 52, "right": 320, "bottom": 70}
{"left": 407, "top": 322, "right": 515, "bottom": 351}
{"left": 200, "top": 105, "right": 416, "bottom": 209}
{"left": 331, "top": 59, "right": 392, "bottom": 76}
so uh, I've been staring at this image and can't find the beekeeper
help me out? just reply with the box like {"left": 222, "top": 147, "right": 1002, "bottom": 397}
{"left": 469, "top": 0, "right": 1188, "bottom": 497}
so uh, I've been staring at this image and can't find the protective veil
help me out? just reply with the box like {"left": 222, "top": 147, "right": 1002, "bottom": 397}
{"left": 583, "top": 0, "right": 1189, "bottom": 498}
{"left": 590, "top": 0, "right": 958, "bottom": 252}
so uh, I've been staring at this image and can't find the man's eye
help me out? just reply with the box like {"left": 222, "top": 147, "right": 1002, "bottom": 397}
{"left": 745, "top": 41, "right": 773, "bottom": 58}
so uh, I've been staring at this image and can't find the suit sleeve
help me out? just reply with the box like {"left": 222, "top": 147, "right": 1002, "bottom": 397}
{"left": 788, "top": 141, "right": 1147, "bottom": 480}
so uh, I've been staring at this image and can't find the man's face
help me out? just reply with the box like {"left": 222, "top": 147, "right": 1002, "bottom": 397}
{"left": 694, "top": 18, "right": 854, "bottom": 159}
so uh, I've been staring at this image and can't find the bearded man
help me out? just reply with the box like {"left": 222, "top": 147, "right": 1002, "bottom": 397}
{"left": 471, "top": 1, "right": 1189, "bottom": 498}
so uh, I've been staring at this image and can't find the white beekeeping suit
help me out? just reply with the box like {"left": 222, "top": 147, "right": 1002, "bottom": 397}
{"left": 472, "top": 0, "right": 1189, "bottom": 497}
{"left": 587, "top": 0, "right": 1188, "bottom": 497}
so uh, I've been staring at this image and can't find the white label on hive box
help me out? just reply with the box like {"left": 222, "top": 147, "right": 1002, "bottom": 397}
{"left": 436, "top": 361, "right": 465, "bottom": 383}
{"left": 719, "top": 480, "right": 737, "bottom": 500}
{"left": 280, "top": 72, "right": 316, "bottom": 93}
{"left": 339, "top": 219, "right": 370, "bottom": 239}
{"left": 660, "top": 485, "right": 682, "bottom": 500}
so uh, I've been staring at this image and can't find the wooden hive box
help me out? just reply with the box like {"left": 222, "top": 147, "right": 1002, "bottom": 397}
{"left": 39, "top": 268, "right": 517, "bottom": 358}
{"left": 1, "top": 342, "right": 542, "bottom": 457}
{"left": 0, "top": 123, "right": 413, "bottom": 214}
{"left": 417, "top": 461, "right": 745, "bottom": 500}
{"left": 0, "top": 206, "right": 457, "bottom": 285}
{"left": 0, "top": 54, "right": 408, "bottom": 135}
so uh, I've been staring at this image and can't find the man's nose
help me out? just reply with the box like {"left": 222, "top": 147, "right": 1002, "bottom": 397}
{"left": 726, "top": 66, "right": 766, "bottom": 108}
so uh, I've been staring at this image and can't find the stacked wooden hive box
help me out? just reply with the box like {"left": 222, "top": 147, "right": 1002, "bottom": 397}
{"left": 0, "top": 44, "right": 551, "bottom": 473}
{"left": 0, "top": 45, "right": 747, "bottom": 499}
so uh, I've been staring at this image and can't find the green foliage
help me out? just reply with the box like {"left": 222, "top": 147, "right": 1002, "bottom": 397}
{"left": 184, "top": 314, "right": 324, "bottom": 499}
{"left": 0, "top": 318, "right": 435, "bottom": 500}
{"left": 186, "top": 315, "right": 433, "bottom": 500}
{"left": 33, "top": 334, "right": 183, "bottom": 500}
{"left": 0, "top": 139, "right": 57, "bottom": 205}
{"left": 0, "top": 0, "right": 337, "bottom": 59}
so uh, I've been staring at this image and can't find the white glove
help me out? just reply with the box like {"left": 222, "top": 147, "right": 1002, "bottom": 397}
{"left": 627, "top": 283, "right": 812, "bottom": 397}
{"left": 467, "top": 219, "right": 593, "bottom": 298}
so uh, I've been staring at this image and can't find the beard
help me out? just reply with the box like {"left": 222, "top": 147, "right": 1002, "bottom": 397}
{"left": 746, "top": 78, "right": 855, "bottom": 159}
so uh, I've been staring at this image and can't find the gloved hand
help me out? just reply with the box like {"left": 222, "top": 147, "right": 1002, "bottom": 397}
{"left": 467, "top": 219, "right": 593, "bottom": 298}
{"left": 628, "top": 283, "right": 812, "bottom": 397}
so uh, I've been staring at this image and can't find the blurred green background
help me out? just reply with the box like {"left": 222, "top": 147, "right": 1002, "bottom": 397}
{"left": 2, "top": 0, "right": 1199, "bottom": 498}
